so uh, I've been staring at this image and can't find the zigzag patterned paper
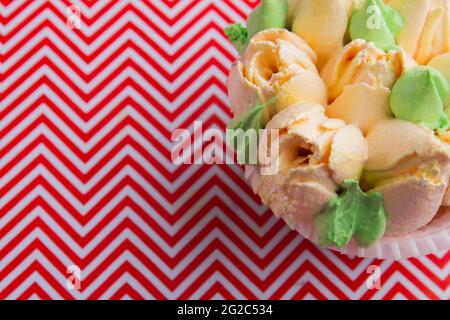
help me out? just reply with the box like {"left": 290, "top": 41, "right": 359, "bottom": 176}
{"left": 0, "top": 0, "right": 449, "bottom": 300}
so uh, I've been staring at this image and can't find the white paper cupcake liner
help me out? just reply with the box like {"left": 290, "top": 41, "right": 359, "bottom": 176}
{"left": 246, "top": 165, "right": 450, "bottom": 260}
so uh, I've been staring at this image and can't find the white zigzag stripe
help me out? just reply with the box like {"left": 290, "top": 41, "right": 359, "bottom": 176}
{"left": 2, "top": 65, "right": 229, "bottom": 113}
{"left": 1, "top": 247, "right": 253, "bottom": 299}
{"left": 2, "top": 28, "right": 234, "bottom": 77}
{"left": 0, "top": 0, "right": 208, "bottom": 18}
{"left": 1, "top": 221, "right": 296, "bottom": 288}
{"left": 0, "top": 163, "right": 262, "bottom": 217}
{"left": 3, "top": 235, "right": 370, "bottom": 300}
{"left": 5, "top": 251, "right": 448, "bottom": 300}
{"left": 1, "top": 176, "right": 267, "bottom": 233}
{"left": 2, "top": 0, "right": 249, "bottom": 39}
{"left": 1, "top": 86, "right": 230, "bottom": 139}
{"left": 98, "top": 274, "right": 156, "bottom": 300}
{"left": 401, "top": 259, "right": 450, "bottom": 286}
{"left": 1, "top": 121, "right": 241, "bottom": 185}
{"left": 1, "top": 188, "right": 270, "bottom": 245}
{"left": 2, "top": 274, "right": 68, "bottom": 300}
{"left": 2, "top": 9, "right": 239, "bottom": 56}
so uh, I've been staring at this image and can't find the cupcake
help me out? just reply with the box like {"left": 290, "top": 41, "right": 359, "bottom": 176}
{"left": 225, "top": 0, "right": 450, "bottom": 259}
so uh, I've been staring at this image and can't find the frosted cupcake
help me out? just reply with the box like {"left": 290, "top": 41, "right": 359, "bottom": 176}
{"left": 225, "top": 0, "right": 450, "bottom": 259}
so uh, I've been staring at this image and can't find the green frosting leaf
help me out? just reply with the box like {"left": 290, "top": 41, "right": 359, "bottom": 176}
{"left": 315, "top": 180, "right": 387, "bottom": 248}
{"left": 390, "top": 66, "right": 450, "bottom": 130}
{"left": 349, "top": 0, "right": 403, "bottom": 51}
{"left": 354, "top": 191, "right": 387, "bottom": 247}
{"left": 227, "top": 98, "right": 275, "bottom": 164}
{"left": 224, "top": 23, "right": 248, "bottom": 55}
{"left": 247, "top": 0, "right": 288, "bottom": 40}
{"left": 225, "top": 0, "right": 288, "bottom": 55}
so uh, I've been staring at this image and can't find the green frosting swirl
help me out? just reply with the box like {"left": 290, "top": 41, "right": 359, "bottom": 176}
{"left": 224, "top": 0, "right": 288, "bottom": 55}
{"left": 315, "top": 180, "right": 387, "bottom": 248}
{"left": 390, "top": 66, "right": 450, "bottom": 130}
{"left": 224, "top": 23, "right": 248, "bottom": 55}
{"left": 247, "top": 0, "right": 288, "bottom": 40}
{"left": 349, "top": 0, "right": 403, "bottom": 51}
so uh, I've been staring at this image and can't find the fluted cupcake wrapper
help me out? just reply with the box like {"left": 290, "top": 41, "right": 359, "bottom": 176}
{"left": 246, "top": 165, "right": 450, "bottom": 260}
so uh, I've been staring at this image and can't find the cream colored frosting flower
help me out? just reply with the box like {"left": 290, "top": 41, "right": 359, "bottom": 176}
{"left": 228, "top": 28, "right": 327, "bottom": 122}
{"left": 287, "top": 0, "right": 350, "bottom": 68}
{"left": 225, "top": 0, "right": 450, "bottom": 246}
{"left": 255, "top": 103, "right": 367, "bottom": 225}
{"left": 385, "top": 0, "right": 450, "bottom": 64}
{"left": 321, "top": 39, "right": 415, "bottom": 101}
{"left": 364, "top": 119, "right": 450, "bottom": 235}
{"left": 320, "top": 39, "right": 415, "bottom": 134}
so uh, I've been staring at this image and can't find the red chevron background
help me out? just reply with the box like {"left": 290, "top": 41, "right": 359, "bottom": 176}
{"left": 0, "top": 0, "right": 449, "bottom": 300}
